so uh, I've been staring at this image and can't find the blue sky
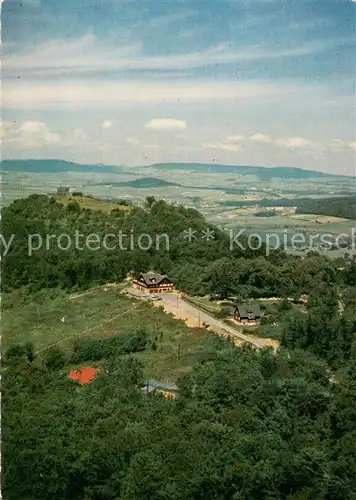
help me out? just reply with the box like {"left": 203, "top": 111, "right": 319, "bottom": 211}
{"left": 2, "top": 0, "right": 355, "bottom": 174}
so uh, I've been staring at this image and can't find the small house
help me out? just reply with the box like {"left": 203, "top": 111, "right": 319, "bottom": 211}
{"left": 68, "top": 367, "right": 97, "bottom": 385}
{"left": 133, "top": 271, "right": 174, "bottom": 293}
{"left": 140, "top": 379, "right": 179, "bottom": 398}
{"left": 57, "top": 186, "right": 70, "bottom": 196}
{"left": 234, "top": 304, "right": 261, "bottom": 324}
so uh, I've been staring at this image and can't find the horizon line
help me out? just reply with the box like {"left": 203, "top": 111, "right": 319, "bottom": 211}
{"left": 1, "top": 157, "right": 355, "bottom": 178}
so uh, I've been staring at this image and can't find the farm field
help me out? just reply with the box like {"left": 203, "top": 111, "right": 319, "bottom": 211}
{"left": 2, "top": 165, "right": 354, "bottom": 259}
{"left": 2, "top": 166, "right": 355, "bottom": 210}
{"left": 207, "top": 207, "right": 355, "bottom": 258}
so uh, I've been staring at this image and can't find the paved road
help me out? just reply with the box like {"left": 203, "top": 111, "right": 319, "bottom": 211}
{"left": 159, "top": 293, "right": 274, "bottom": 349}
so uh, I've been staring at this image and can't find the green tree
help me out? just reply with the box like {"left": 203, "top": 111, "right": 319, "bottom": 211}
{"left": 144, "top": 196, "right": 157, "bottom": 212}
{"left": 44, "top": 346, "right": 67, "bottom": 370}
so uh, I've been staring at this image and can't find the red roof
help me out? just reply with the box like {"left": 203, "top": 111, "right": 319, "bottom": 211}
{"left": 68, "top": 367, "right": 97, "bottom": 385}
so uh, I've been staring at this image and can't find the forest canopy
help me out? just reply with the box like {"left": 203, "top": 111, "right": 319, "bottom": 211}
{"left": 2, "top": 194, "right": 356, "bottom": 499}
{"left": 1, "top": 194, "right": 350, "bottom": 298}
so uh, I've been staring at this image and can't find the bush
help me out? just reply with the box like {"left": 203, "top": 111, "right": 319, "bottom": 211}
{"left": 70, "top": 328, "right": 149, "bottom": 363}
{"left": 70, "top": 339, "right": 105, "bottom": 363}
{"left": 4, "top": 342, "right": 35, "bottom": 364}
{"left": 25, "top": 342, "right": 36, "bottom": 362}
{"left": 121, "top": 327, "right": 148, "bottom": 354}
{"left": 66, "top": 201, "right": 80, "bottom": 212}
{"left": 5, "top": 343, "right": 27, "bottom": 360}
{"left": 278, "top": 298, "right": 293, "bottom": 313}
{"left": 44, "top": 347, "right": 67, "bottom": 370}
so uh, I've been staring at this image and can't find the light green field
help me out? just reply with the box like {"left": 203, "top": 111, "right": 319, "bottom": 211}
{"left": 55, "top": 194, "right": 131, "bottom": 212}
{"left": 2, "top": 168, "right": 355, "bottom": 211}
{"left": 2, "top": 170, "right": 354, "bottom": 261}
{"left": 2, "top": 286, "right": 208, "bottom": 381}
{"left": 209, "top": 208, "right": 355, "bottom": 258}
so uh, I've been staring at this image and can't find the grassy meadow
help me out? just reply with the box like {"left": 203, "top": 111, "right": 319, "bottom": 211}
{"left": 55, "top": 194, "right": 131, "bottom": 212}
{"left": 2, "top": 285, "right": 209, "bottom": 381}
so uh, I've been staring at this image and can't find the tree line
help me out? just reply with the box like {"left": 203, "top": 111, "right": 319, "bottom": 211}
{"left": 2, "top": 194, "right": 354, "bottom": 300}
{"left": 2, "top": 194, "right": 356, "bottom": 499}
{"left": 220, "top": 196, "right": 356, "bottom": 220}
{"left": 3, "top": 327, "right": 356, "bottom": 499}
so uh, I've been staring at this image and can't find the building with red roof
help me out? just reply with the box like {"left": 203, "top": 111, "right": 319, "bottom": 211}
{"left": 68, "top": 367, "right": 97, "bottom": 385}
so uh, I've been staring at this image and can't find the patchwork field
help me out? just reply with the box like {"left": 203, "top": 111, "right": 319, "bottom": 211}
{"left": 2, "top": 164, "right": 355, "bottom": 260}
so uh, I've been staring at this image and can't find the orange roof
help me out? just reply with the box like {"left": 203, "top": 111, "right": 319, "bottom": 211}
{"left": 68, "top": 367, "right": 97, "bottom": 385}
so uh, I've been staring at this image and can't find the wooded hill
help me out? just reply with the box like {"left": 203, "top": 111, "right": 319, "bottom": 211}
{"left": 2, "top": 158, "right": 349, "bottom": 179}
{"left": 295, "top": 196, "right": 356, "bottom": 220}
{"left": 222, "top": 196, "right": 356, "bottom": 220}
{"left": 146, "top": 162, "right": 349, "bottom": 179}
{"left": 2, "top": 193, "right": 356, "bottom": 500}
{"left": 2, "top": 194, "right": 351, "bottom": 297}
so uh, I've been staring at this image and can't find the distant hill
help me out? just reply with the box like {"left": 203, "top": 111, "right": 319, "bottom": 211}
{"left": 2, "top": 158, "right": 353, "bottom": 181}
{"left": 2, "top": 159, "right": 352, "bottom": 179}
{"left": 1, "top": 159, "right": 122, "bottom": 174}
{"left": 91, "top": 177, "right": 181, "bottom": 189}
{"left": 147, "top": 163, "right": 350, "bottom": 179}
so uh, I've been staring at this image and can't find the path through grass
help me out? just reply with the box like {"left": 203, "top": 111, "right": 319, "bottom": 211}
{"left": 3, "top": 287, "right": 210, "bottom": 381}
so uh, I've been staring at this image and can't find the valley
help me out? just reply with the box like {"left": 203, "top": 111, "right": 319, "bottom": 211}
{"left": 2, "top": 160, "right": 355, "bottom": 259}
{"left": 3, "top": 184, "right": 356, "bottom": 500}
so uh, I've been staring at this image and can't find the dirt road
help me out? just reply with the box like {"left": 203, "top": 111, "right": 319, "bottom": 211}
{"left": 157, "top": 292, "right": 278, "bottom": 350}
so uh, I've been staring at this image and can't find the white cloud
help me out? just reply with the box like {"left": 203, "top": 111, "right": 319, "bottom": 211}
{"left": 0, "top": 121, "right": 14, "bottom": 139}
{"left": 276, "top": 136, "right": 313, "bottom": 149}
{"left": 331, "top": 138, "right": 344, "bottom": 145}
{"left": 3, "top": 121, "right": 61, "bottom": 149}
{"left": 124, "top": 136, "right": 139, "bottom": 145}
{"left": 3, "top": 79, "right": 313, "bottom": 109}
{"left": 202, "top": 141, "right": 243, "bottom": 153}
{"left": 249, "top": 133, "right": 271, "bottom": 143}
{"left": 3, "top": 34, "right": 337, "bottom": 78}
{"left": 145, "top": 118, "right": 187, "bottom": 131}
{"left": 328, "top": 139, "right": 356, "bottom": 152}
{"left": 101, "top": 120, "right": 113, "bottom": 129}
{"left": 202, "top": 132, "right": 272, "bottom": 153}
{"left": 1, "top": 120, "right": 107, "bottom": 153}
{"left": 73, "top": 128, "right": 91, "bottom": 141}
{"left": 329, "top": 138, "right": 345, "bottom": 151}
{"left": 18, "top": 121, "right": 45, "bottom": 134}
{"left": 202, "top": 132, "right": 318, "bottom": 155}
{"left": 225, "top": 134, "right": 245, "bottom": 143}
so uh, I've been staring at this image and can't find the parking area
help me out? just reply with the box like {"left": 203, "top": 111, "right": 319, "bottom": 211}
{"left": 123, "top": 287, "right": 163, "bottom": 302}
{"left": 122, "top": 287, "right": 278, "bottom": 350}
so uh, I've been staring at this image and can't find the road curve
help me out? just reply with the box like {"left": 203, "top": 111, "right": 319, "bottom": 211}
{"left": 159, "top": 293, "right": 277, "bottom": 350}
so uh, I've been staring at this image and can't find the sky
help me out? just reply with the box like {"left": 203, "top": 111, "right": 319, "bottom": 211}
{"left": 1, "top": 0, "right": 356, "bottom": 175}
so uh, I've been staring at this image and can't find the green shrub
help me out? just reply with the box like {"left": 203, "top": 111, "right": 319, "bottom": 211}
{"left": 70, "top": 328, "right": 148, "bottom": 363}
{"left": 66, "top": 201, "right": 80, "bottom": 212}
{"left": 5, "top": 343, "right": 27, "bottom": 360}
{"left": 44, "top": 347, "right": 67, "bottom": 370}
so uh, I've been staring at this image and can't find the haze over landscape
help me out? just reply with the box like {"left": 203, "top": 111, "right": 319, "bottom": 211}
{"left": 2, "top": 0, "right": 355, "bottom": 175}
